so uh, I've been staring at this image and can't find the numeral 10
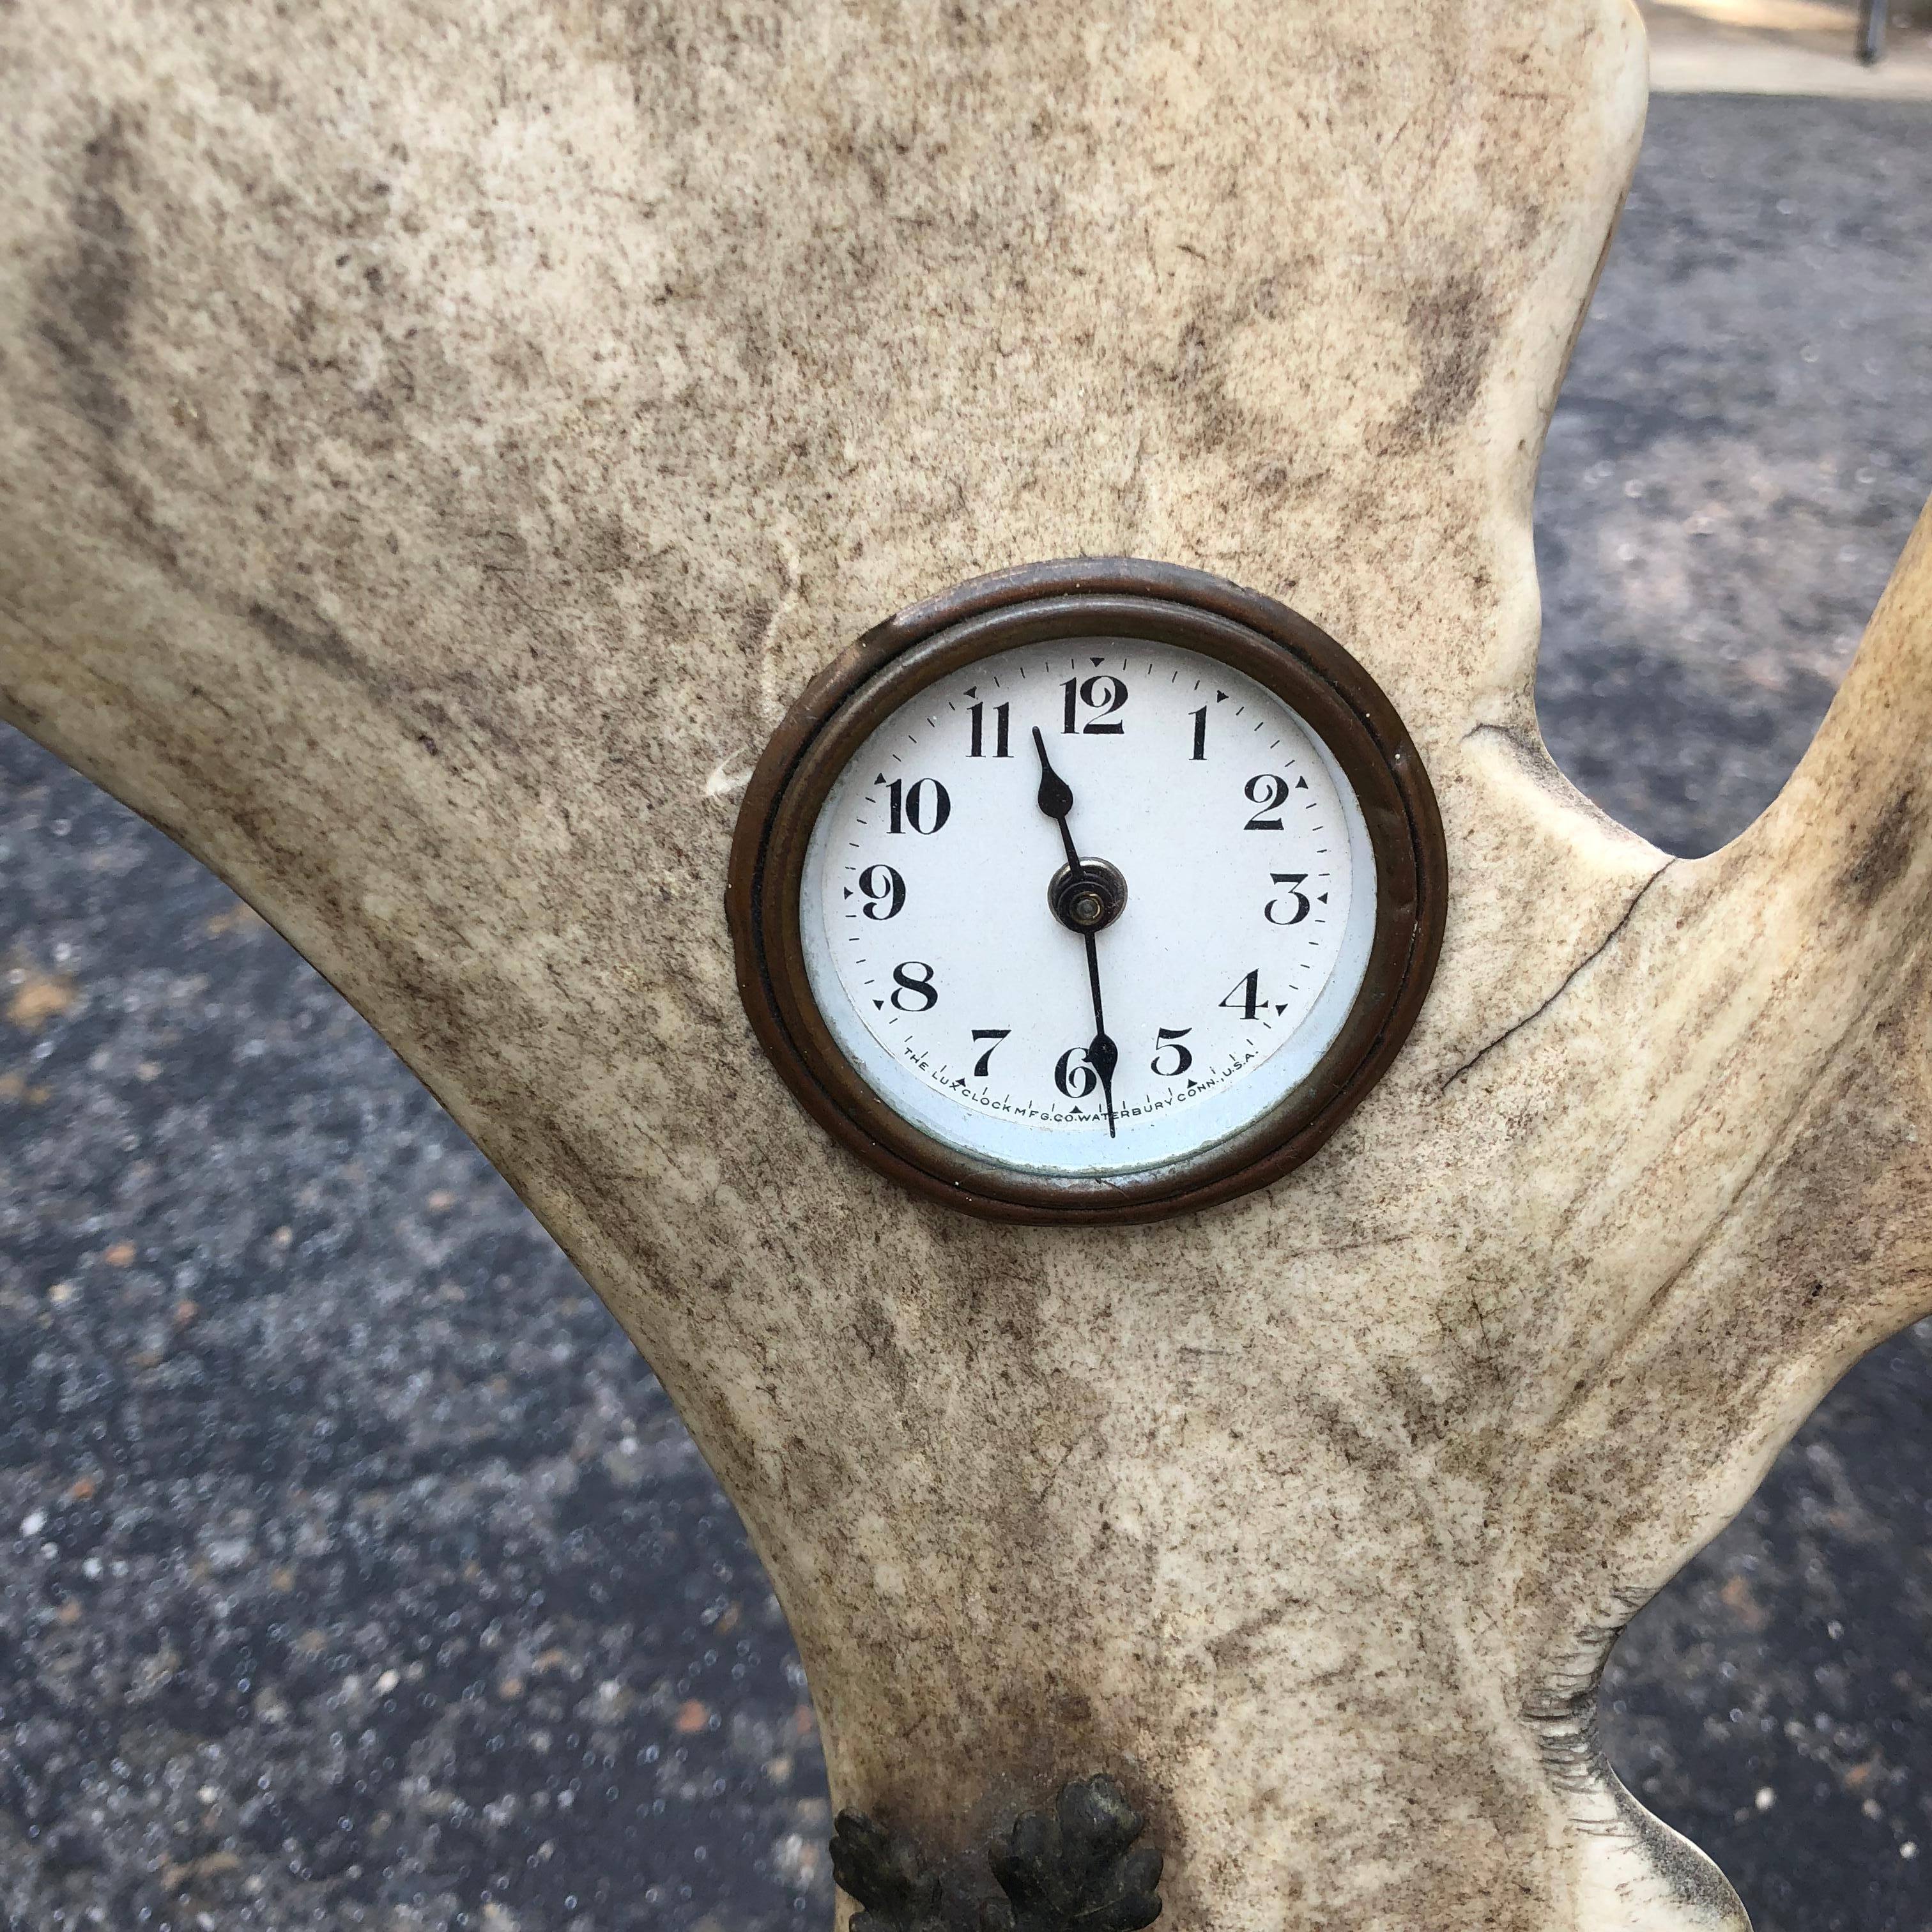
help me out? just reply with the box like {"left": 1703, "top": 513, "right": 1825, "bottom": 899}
{"left": 877, "top": 776, "right": 951, "bottom": 834}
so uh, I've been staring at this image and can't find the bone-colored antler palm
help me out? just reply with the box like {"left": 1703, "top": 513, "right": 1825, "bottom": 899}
{"left": 4, "top": 0, "right": 1929, "bottom": 1924}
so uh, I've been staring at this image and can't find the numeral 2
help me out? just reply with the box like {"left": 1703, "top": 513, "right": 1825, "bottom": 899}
{"left": 1243, "top": 774, "right": 1289, "bottom": 830}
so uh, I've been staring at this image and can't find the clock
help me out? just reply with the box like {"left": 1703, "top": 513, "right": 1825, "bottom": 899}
{"left": 727, "top": 560, "right": 1445, "bottom": 1223}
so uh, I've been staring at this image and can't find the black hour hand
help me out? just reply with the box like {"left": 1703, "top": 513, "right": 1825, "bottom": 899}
{"left": 1035, "top": 745, "right": 1074, "bottom": 821}
{"left": 1032, "top": 728, "right": 1079, "bottom": 868}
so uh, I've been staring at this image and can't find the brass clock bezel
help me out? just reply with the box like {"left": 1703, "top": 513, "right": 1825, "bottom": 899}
{"left": 726, "top": 558, "right": 1446, "bottom": 1225}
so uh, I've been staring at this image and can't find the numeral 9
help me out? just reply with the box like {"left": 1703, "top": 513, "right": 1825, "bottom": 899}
{"left": 859, "top": 864, "right": 905, "bottom": 920}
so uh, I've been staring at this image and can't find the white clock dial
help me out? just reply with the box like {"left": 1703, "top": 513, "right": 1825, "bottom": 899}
{"left": 798, "top": 636, "right": 1378, "bottom": 1177}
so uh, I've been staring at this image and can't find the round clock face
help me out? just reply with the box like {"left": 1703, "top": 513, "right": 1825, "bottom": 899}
{"left": 798, "top": 639, "right": 1371, "bottom": 1177}
{"left": 730, "top": 562, "right": 1443, "bottom": 1223}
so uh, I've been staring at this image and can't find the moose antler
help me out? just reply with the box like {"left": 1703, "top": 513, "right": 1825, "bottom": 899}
{"left": 3, "top": 0, "right": 1928, "bottom": 1924}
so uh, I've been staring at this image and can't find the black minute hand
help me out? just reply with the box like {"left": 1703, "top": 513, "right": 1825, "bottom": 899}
{"left": 1032, "top": 728, "right": 1119, "bottom": 1138}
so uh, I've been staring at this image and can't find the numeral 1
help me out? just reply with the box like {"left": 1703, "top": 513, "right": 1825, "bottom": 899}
{"left": 1190, "top": 705, "right": 1207, "bottom": 761}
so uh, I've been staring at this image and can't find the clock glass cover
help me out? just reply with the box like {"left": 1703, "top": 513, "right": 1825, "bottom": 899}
{"left": 802, "top": 637, "right": 1368, "bottom": 1174}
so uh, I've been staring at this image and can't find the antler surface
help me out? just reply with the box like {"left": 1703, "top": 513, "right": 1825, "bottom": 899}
{"left": 4, "top": 1, "right": 1929, "bottom": 1925}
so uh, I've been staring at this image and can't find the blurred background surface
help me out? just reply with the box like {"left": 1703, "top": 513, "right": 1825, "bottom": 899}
{"left": 3, "top": 84, "right": 1931, "bottom": 1932}
{"left": 1640, "top": 0, "right": 1932, "bottom": 96}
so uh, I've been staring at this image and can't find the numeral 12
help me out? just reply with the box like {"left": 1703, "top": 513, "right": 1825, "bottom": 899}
{"left": 1061, "top": 675, "right": 1128, "bottom": 735}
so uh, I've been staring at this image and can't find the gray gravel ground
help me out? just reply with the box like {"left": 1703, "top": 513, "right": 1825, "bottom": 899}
{"left": 1, "top": 92, "right": 1930, "bottom": 1932}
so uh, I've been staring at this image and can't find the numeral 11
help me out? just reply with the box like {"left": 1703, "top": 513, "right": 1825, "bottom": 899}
{"left": 968, "top": 700, "right": 1011, "bottom": 758}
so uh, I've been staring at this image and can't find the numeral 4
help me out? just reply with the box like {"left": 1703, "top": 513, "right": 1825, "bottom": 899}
{"left": 1220, "top": 969, "right": 1263, "bottom": 1020}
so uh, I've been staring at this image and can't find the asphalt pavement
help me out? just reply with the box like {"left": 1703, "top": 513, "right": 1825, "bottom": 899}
{"left": 3, "top": 93, "right": 1931, "bottom": 1932}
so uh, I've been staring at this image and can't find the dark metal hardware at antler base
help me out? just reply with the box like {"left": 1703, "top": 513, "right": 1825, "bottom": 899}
{"left": 831, "top": 1775, "right": 1164, "bottom": 1932}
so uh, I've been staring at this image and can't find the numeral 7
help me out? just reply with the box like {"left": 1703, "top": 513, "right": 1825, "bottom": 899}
{"left": 970, "top": 1029, "right": 1011, "bottom": 1077}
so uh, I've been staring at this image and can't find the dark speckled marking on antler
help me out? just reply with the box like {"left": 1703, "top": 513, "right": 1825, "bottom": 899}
{"left": 985, "top": 1777, "right": 1164, "bottom": 1932}
{"left": 833, "top": 1777, "right": 1162, "bottom": 1932}
{"left": 830, "top": 1809, "right": 952, "bottom": 1932}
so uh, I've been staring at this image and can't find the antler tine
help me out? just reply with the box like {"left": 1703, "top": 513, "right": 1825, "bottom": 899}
{"left": 1729, "top": 501, "right": 1932, "bottom": 933}
{"left": 1666, "top": 496, "right": 1932, "bottom": 1353}
{"left": 1495, "top": 501, "right": 1932, "bottom": 1702}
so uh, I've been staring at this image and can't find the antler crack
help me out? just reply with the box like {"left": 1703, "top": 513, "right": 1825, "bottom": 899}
{"left": 1441, "top": 857, "right": 1675, "bottom": 1091}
